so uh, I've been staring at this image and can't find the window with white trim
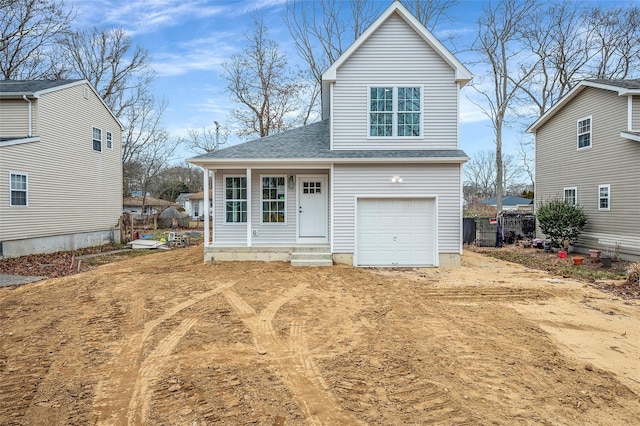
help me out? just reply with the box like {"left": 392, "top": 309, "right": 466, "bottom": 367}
{"left": 10, "top": 172, "right": 28, "bottom": 206}
{"left": 225, "top": 176, "right": 247, "bottom": 223}
{"left": 577, "top": 117, "right": 591, "bottom": 149}
{"left": 261, "top": 176, "right": 286, "bottom": 223}
{"left": 563, "top": 187, "right": 577, "bottom": 206}
{"left": 106, "top": 131, "right": 113, "bottom": 149}
{"left": 193, "top": 201, "right": 199, "bottom": 218}
{"left": 369, "top": 86, "right": 421, "bottom": 137}
{"left": 598, "top": 184, "right": 610, "bottom": 211}
{"left": 92, "top": 127, "right": 102, "bottom": 152}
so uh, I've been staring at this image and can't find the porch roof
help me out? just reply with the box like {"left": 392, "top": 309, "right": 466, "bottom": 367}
{"left": 187, "top": 120, "right": 468, "bottom": 166}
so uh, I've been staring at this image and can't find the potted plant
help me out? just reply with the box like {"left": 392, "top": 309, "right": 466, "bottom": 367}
{"left": 537, "top": 198, "right": 588, "bottom": 257}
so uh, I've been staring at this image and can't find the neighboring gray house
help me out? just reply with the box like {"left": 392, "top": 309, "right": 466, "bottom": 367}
{"left": 528, "top": 79, "right": 640, "bottom": 260}
{"left": 188, "top": 2, "right": 472, "bottom": 267}
{"left": 0, "top": 80, "right": 123, "bottom": 258}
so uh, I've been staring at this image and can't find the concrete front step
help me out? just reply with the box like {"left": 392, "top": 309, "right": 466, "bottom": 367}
{"left": 290, "top": 251, "right": 333, "bottom": 267}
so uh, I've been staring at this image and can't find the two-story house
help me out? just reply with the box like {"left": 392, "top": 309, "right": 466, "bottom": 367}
{"left": 0, "top": 80, "right": 123, "bottom": 258}
{"left": 188, "top": 2, "right": 472, "bottom": 267}
{"left": 528, "top": 79, "right": 640, "bottom": 261}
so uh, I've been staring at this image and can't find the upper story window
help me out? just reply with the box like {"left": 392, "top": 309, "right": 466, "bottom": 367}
{"left": 261, "top": 176, "right": 286, "bottom": 223}
{"left": 10, "top": 172, "right": 28, "bottom": 206}
{"left": 106, "top": 131, "right": 113, "bottom": 149}
{"left": 563, "top": 187, "right": 577, "bottom": 206}
{"left": 225, "top": 176, "right": 247, "bottom": 223}
{"left": 369, "top": 86, "right": 421, "bottom": 138}
{"left": 598, "top": 184, "right": 610, "bottom": 211}
{"left": 92, "top": 127, "right": 102, "bottom": 152}
{"left": 577, "top": 116, "right": 591, "bottom": 149}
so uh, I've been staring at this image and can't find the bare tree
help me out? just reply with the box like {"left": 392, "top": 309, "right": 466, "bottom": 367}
{"left": 471, "top": 0, "right": 538, "bottom": 212}
{"left": 0, "top": 0, "right": 74, "bottom": 79}
{"left": 402, "top": 0, "right": 460, "bottom": 34}
{"left": 59, "top": 27, "right": 153, "bottom": 118}
{"left": 120, "top": 88, "right": 179, "bottom": 205}
{"left": 587, "top": 6, "right": 640, "bottom": 80}
{"left": 185, "top": 121, "right": 230, "bottom": 154}
{"left": 222, "top": 16, "right": 303, "bottom": 138}
{"left": 464, "top": 149, "right": 524, "bottom": 203}
{"left": 285, "top": 0, "right": 381, "bottom": 123}
{"left": 519, "top": 1, "right": 593, "bottom": 116}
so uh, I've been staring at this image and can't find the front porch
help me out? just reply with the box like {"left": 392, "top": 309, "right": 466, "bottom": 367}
{"left": 205, "top": 244, "right": 334, "bottom": 266}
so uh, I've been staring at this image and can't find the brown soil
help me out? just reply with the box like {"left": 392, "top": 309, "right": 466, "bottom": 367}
{"left": 1, "top": 246, "right": 638, "bottom": 425}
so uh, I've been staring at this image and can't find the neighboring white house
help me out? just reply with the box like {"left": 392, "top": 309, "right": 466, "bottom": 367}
{"left": 0, "top": 79, "right": 123, "bottom": 258}
{"left": 188, "top": 2, "right": 472, "bottom": 267}
{"left": 528, "top": 79, "right": 640, "bottom": 261}
{"left": 123, "top": 196, "right": 176, "bottom": 217}
{"left": 176, "top": 191, "right": 206, "bottom": 220}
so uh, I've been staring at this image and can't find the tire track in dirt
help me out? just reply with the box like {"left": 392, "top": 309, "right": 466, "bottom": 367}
{"left": 127, "top": 316, "right": 199, "bottom": 425}
{"left": 91, "top": 281, "right": 237, "bottom": 425}
{"left": 222, "top": 283, "right": 359, "bottom": 425}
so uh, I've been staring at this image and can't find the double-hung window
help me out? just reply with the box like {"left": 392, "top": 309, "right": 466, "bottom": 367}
{"left": 577, "top": 117, "right": 591, "bottom": 149}
{"left": 598, "top": 184, "right": 610, "bottom": 211}
{"left": 92, "top": 127, "right": 102, "bottom": 152}
{"left": 369, "top": 86, "right": 421, "bottom": 137}
{"left": 10, "top": 172, "right": 28, "bottom": 206}
{"left": 106, "top": 131, "right": 113, "bottom": 149}
{"left": 563, "top": 187, "right": 577, "bottom": 206}
{"left": 225, "top": 177, "right": 247, "bottom": 223}
{"left": 261, "top": 176, "right": 286, "bottom": 223}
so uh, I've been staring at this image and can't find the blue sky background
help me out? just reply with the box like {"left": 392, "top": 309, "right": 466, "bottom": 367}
{"left": 69, "top": 0, "right": 625, "bottom": 165}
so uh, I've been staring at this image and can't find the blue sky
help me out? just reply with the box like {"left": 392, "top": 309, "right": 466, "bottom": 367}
{"left": 68, "top": 0, "right": 618, "bottom": 165}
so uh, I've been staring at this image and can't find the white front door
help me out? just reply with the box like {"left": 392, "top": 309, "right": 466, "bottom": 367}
{"left": 298, "top": 176, "right": 328, "bottom": 239}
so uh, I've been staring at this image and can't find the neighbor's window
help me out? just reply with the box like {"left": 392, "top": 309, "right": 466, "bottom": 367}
{"left": 369, "top": 86, "right": 421, "bottom": 137}
{"left": 577, "top": 117, "right": 591, "bottom": 149}
{"left": 598, "top": 184, "right": 610, "bottom": 211}
{"left": 225, "top": 177, "right": 247, "bottom": 223}
{"left": 106, "top": 131, "right": 113, "bottom": 149}
{"left": 10, "top": 172, "right": 28, "bottom": 206}
{"left": 262, "top": 176, "right": 286, "bottom": 223}
{"left": 193, "top": 201, "right": 199, "bottom": 218}
{"left": 92, "top": 127, "right": 102, "bottom": 152}
{"left": 563, "top": 187, "right": 577, "bottom": 206}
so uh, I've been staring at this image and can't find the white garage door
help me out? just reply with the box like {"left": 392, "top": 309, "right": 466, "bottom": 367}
{"left": 357, "top": 198, "right": 436, "bottom": 266}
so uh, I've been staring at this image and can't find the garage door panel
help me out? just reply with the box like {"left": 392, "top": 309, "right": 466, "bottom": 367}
{"left": 357, "top": 198, "right": 436, "bottom": 266}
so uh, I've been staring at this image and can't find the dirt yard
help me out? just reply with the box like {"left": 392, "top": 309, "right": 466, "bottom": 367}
{"left": 0, "top": 246, "right": 638, "bottom": 425}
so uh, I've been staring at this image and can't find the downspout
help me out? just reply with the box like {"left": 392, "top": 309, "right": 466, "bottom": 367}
{"left": 22, "top": 95, "right": 32, "bottom": 137}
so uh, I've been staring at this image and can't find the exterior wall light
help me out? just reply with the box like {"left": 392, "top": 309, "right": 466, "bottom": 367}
{"left": 391, "top": 176, "right": 403, "bottom": 183}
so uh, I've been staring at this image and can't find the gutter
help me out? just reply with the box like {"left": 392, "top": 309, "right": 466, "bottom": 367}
{"left": 22, "top": 95, "right": 32, "bottom": 137}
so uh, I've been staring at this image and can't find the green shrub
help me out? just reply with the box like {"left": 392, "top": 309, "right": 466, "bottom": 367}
{"left": 537, "top": 198, "right": 588, "bottom": 249}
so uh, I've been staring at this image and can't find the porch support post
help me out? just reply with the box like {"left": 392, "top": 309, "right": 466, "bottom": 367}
{"left": 210, "top": 169, "right": 215, "bottom": 246}
{"left": 203, "top": 167, "right": 210, "bottom": 247}
{"left": 246, "top": 168, "right": 252, "bottom": 247}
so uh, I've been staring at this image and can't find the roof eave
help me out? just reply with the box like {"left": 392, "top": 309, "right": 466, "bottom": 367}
{"left": 188, "top": 156, "right": 469, "bottom": 167}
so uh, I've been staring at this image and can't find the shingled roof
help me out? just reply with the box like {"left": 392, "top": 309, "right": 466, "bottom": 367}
{"left": 0, "top": 79, "right": 83, "bottom": 96}
{"left": 585, "top": 79, "right": 640, "bottom": 90}
{"left": 188, "top": 120, "right": 468, "bottom": 164}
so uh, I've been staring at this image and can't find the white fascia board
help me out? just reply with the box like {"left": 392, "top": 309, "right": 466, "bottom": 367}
{"left": 620, "top": 131, "right": 640, "bottom": 142}
{"left": 0, "top": 136, "right": 41, "bottom": 147}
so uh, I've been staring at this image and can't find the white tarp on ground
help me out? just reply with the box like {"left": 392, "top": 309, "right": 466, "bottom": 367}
{"left": 126, "top": 240, "right": 169, "bottom": 250}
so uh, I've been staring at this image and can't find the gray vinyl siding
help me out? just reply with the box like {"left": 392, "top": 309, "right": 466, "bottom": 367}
{"left": 535, "top": 87, "right": 640, "bottom": 258}
{"left": 212, "top": 169, "right": 329, "bottom": 246}
{"left": 0, "top": 83, "right": 122, "bottom": 242}
{"left": 633, "top": 95, "right": 640, "bottom": 131}
{"left": 332, "top": 13, "right": 459, "bottom": 151}
{"left": 214, "top": 170, "right": 248, "bottom": 246}
{"left": 332, "top": 163, "right": 462, "bottom": 254}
